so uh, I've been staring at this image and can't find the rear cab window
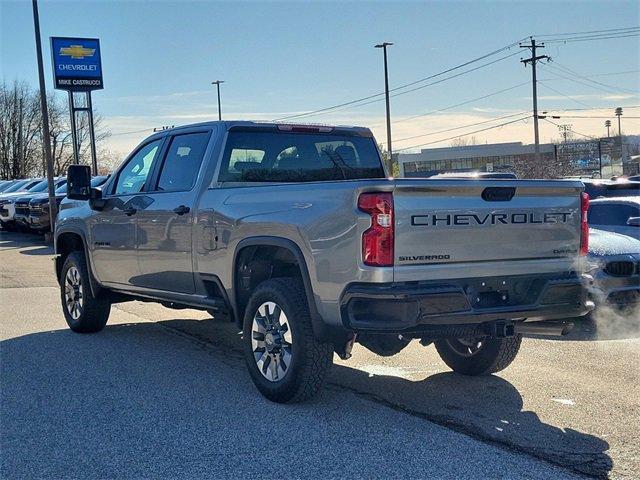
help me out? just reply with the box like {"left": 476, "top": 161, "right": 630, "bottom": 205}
{"left": 218, "top": 128, "right": 385, "bottom": 183}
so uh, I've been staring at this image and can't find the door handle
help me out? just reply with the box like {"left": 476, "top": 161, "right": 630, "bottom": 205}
{"left": 123, "top": 206, "right": 137, "bottom": 216}
{"left": 173, "top": 205, "right": 190, "bottom": 215}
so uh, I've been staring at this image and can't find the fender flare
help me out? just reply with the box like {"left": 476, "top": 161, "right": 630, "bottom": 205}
{"left": 55, "top": 227, "right": 101, "bottom": 298}
{"left": 231, "top": 236, "right": 329, "bottom": 339}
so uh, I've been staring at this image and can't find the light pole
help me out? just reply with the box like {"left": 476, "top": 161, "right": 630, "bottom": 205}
{"left": 605, "top": 120, "right": 611, "bottom": 138}
{"left": 375, "top": 42, "right": 393, "bottom": 174}
{"left": 211, "top": 80, "right": 224, "bottom": 121}
{"left": 615, "top": 107, "right": 623, "bottom": 136}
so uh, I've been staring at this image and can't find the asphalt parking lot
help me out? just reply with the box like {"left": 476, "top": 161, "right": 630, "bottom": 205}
{"left": 1, "top": 232, "right": 638, "bottom": 479}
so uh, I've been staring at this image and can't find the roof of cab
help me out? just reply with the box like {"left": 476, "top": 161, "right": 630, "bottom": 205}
{"left": 145, "top": 120, "right": 373, "bottom": 140}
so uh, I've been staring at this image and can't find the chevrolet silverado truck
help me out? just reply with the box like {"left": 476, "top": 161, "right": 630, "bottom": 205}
{"left": 55, "top": 121, "right": 592, "bottom": 403}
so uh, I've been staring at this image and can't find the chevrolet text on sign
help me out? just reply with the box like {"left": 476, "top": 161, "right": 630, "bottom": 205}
{"left": 51, "top": 37, "right": 103, "bottom": 91}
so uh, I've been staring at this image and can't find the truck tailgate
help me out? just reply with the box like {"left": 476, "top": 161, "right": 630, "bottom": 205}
{"left": 393, "top": 179, "right": 584, "bottom": 268}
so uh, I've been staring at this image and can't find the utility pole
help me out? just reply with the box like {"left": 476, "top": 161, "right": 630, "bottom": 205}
{"left": 605, "top": 119, "right": 611, "bottom": 138}
{"left": 615, "top": 107, "right": 624, "bottom": 164}
{"left": 31, "top": 0, "right": 57, "bottom": 239}
{"left": 375, "top": 42, "right": 393, "bottom": 174}
{"left": 520, "top": 37, "right": 549, "bottom": 163}
{"left": 211, "top": 80, "right": 224, "bottom": 121}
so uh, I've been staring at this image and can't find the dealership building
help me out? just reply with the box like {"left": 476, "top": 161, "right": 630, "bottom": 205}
{"left": 398, "top": 142, "right": 556, "bottom": 177}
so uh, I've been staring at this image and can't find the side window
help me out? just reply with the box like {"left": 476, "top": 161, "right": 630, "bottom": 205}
{"left": 114, "top": 140, "right": 162, "bottom": 195}
{"left": 156, "top": 132, "right": 210, "bottom": 192}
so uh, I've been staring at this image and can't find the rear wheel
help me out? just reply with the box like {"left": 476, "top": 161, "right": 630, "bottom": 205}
{"left": 242, "top": 278, "right": 333, "bottom": 403}
{"left": 60, "top": 252, "right": 111, "bottom": 333}
{"left": 434, "top": 334, "right": 522, "bottom": 375}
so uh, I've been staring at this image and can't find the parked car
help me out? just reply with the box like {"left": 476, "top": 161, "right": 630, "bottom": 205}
{"left": 13, "top": 178, "right": 67, "bottom": 232}
{"left": 587, "top": 228, "right": 639, "bottom": 311}
{"left": 581, "top": 179, "right": 640, "bottom": 199}
{"left": 28, "top": 175, "right": 109, "bottom": 232}
{"left": 588, "top": 196, "right": 640, "bottom": 238}
{"left": 55, "top": 121, "right": 592, "bottom": 403}
{"left": 0, "top": 180, "right": 19, "bottom": 193}
{"left": 0, "top": 179, "right": 44, "bottom": 231}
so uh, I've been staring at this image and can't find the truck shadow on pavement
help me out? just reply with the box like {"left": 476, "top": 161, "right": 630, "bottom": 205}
{"left": 330, "top": 366, "right": 613, "bottom": 478}
{"left": 156, "top": 317, "right": 613, "bottom": 478}
{"left": 0, "top": 321, "right": 597, "bottom": 479}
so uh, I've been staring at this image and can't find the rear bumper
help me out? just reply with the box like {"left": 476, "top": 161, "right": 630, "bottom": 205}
{"left": 340, "top": 272, "right": 593, "bottom": 333}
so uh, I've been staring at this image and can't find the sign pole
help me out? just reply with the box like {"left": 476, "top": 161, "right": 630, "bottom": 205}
{"left": 86, "top": 91, "right": 98, "bottom": 175}
{"left": 32, "top": 0, "right": 57, "bottom": 238}
{"left": 67, "top": 91, "right": 80, "bottom": 165}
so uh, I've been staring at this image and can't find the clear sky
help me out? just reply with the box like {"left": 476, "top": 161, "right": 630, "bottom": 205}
{"left": 2, "top": 0, "right": 639, "bottom": 155}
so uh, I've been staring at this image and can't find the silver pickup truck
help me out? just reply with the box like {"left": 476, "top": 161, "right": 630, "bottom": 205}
{"left": 56, "top": 121, "right": 592, "bottom": 402}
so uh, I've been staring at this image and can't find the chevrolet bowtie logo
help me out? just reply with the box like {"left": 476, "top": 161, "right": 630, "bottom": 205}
{"left": 59, "top": 45, "right": 95, "bottom": 59}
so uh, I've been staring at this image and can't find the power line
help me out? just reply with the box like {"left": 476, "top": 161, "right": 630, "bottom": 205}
{"left": 544, "top": 32, "right": 640, "bottom": 45}
{"left": 395, "top": 116, "right": 531, "bottom": 152}
{"left": 349, "top": 51, "right": 523, "bottom": 115}
{"left": 546, "top": 60, "right": 638, "bottom": 94}
{"left": 274, "top": 50, "right": 522, "bottom": 121}
{"left": 540, "top": 70, "right": 640, "bottom": 82}
{"left": 110, "top": 127, "right": 154, "bottom": 137}
{"left": 391, "top": 81, "right": 529, "bottom": 125}
{"left": 540, "top": 65, "right": 622, "bottom": 94}
{"left": 272, "top": 39, "right": 527, "bottom": 121}
{"left": 548, "top": 115, "right": 640, "bottom": 119}
{"left": 535, "top": 26, "right": 640, "bottom": 38}
{"left": 543, "top": 105, "right": 640, "bottom": 112}
{"left": 538, "top": 81, "right": 595, "bottom": 109}
{"left": 393, "top": 111, "right": 530, "bottom": 143}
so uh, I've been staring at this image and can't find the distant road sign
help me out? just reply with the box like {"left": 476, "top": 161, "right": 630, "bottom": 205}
{"left": 51, "top": 37, "right": 103, "bottom": 91}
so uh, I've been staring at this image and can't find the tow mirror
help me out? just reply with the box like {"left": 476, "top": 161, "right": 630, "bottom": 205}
{"left": 627, "top": 217, "right": 640, "bottom": 227}
{"left": 67, "top": 165, "right": 92, "bottom": 200}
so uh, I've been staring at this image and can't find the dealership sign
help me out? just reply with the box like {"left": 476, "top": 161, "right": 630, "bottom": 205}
{"left": 51, "top": 37, "right": 103, "bottom": 91}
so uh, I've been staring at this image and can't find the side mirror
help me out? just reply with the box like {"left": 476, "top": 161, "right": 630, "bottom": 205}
{"left": 67, "top": 165, "right": 91, "bottom": 200}
{"left": 627, "top": 217, "right": 640, "bottom": 227}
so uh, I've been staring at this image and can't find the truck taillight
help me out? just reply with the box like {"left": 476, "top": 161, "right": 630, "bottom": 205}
{"left": 580, "top": 192, "right": 589, "bottom": 256}
{"left": 358, "top": 192, "right": 394, "bottom": 266}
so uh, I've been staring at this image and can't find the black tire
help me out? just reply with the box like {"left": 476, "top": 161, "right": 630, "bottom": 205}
{"left": 242, "top": 278, "right": 333, "bottom": 403}
{"left": 434, "top": 334, "right": 522, "bottom": 376}
{"left": 60, "top": 251, "right": 111, "bottom": 333}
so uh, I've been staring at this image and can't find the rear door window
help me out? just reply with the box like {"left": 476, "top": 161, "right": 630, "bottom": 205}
{"left": 156, "top": 132, "right": 210, "bottom": 192}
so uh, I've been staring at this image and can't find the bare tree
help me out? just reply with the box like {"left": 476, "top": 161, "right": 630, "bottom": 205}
{"left": 0, "top": 81, "right": 110, "bottom": 178}
{"left": 0, "top": 81, "right": 43, "bottom": 178}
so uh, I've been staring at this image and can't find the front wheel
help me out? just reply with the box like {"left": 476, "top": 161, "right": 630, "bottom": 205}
{"left": 242, "top": 278, "right": 333, "bottom": 403}
{"left": 60, "top": 252, "right": 111, "bottom": 333}
{"left": 434, "top": 334, "right": 522, "bottom": 376}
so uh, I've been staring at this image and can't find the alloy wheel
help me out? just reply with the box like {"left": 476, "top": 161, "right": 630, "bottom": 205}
{"left": 64, "top": 266, "right": 83, "bottom": 320}
{"left": 251, "top": 301, "right": 293, "bottom": 382}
